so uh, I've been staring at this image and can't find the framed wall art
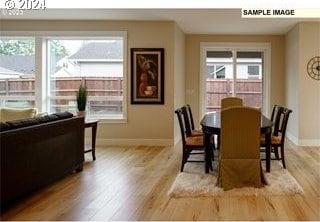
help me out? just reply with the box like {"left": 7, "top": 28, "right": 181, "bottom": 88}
{"left": 131, "top": 48, "right": 164, "bottom": 104}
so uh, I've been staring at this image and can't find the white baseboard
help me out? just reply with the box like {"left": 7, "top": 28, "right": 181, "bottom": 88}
{"left": 286, "top": 132, "right": 320, "bottom": 147}
{"left": 174, "top": 134, "right": 181, "bottom": 146}
{"left": 298, "top": 139, "right": 320, "bottom": 147}
{"left": 286, "top": 132, "right": 299, "bottom": 145}
{"left": 92, "top": 138, "right": 174, "bottom": 147}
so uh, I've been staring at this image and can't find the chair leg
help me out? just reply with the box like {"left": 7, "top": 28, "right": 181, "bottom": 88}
{"left": 181, "top": 149, "right": 191, "bottom": 172}
{"left": 210, "top": 135, "right": 215, "bottom": 160}
{"left": 280, "top": 144, "right": 286, "bottom": 169}
{"left": 180, "top": 162, "right": 185, "bottom": 172}
{"left": 180, "top": 150, "right": 187, "bottom": 172}
{"left": 210, "top": 135, "right": 216, "bottom": 150}
{"left": 211, "top": 149, "right": 214, "bottom": 161}
{"left": 273, "top": 146, "right": 280, "bottom": 160}
{"left": 180, "top": 157, "right": 185, "bottom": 172}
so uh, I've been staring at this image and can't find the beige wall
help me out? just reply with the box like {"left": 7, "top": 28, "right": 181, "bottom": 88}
{"left": 185, "top": 34, "right": 285, "bottom": 126}
{"left": 298, "top": 23, "right": 320, "bottom": 143}
{"left": 285, "top": 25, "right": 300, "bottom": 141}
{"left": 1, "top": 20, "right": 177, "bottom": 146}
{"left": 173, "top": 24, "right": 186, "bottom": 144}
{"left": 285, "top": 22, "right": 320, "bottom": 146}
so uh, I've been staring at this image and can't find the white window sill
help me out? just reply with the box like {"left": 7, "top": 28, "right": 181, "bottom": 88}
{"left": 86, "top": 115, "right": 127, "bottom": 124}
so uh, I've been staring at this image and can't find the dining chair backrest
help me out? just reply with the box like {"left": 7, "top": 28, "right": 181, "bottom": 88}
{"left": 175, "top": 108, "right": 187, "bottom": 146}
{"left": 181, "top": 106, "right": 192, "bottom": 137}
{"left": 218, "top": 106, "right": 264, "bottom": 190}
{"left": 273, "top": 107, "right": 292, "bottom": 139}
{"left": 270, "top": 105, "right": 281, "bottom": 123}
{"left": 186, "top": 104, "right": 195, "bottom": 130}
{"left": 271, "top": 105, "right": 283, "bottom": 136}
{"left": 220, "top": 106, "right": 260, "bottom": 159}
{"left": 221, "top": 97, "right": 243, "bottom": 109}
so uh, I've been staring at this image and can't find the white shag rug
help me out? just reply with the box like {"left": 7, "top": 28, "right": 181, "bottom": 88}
{"left": 168, "top": 161, "right": 304, "bottom": 197}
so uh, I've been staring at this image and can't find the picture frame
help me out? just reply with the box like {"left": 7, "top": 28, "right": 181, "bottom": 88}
{"left": 131, "top": 48, "right": 164, "bottom": 104}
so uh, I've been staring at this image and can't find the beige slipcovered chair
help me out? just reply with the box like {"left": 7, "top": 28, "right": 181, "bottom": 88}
{"left": 216, "top": 97, "right": 243, "bottom": 150}
{"left": 218, "top": 106, "right": 266, "bottom": 190}
{"left": 221, "top": 97, "right": 243, "bottom": 109}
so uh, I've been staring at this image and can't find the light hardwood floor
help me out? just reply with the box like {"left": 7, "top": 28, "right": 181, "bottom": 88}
{"left": 1, "top": 141, "right": 320, "bottom": 221}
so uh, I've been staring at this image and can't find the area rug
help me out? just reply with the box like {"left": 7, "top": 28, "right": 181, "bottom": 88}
{"left": 168, "top": 161, "right": 304, "bottom": 197}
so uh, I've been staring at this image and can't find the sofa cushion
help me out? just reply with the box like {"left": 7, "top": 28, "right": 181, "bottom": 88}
{"left": 6, "top": 117, "right": 40, "bottom": 129}
{"left": 45, "top": 114, "right": 60, "bottom": 122}
{"left": 1, "top": 111, "right": 74, "bottom": 131}
{"left": 0, "top": 122, "right": 11, "bottom": 131}
{"left": 34, "top": 115, "right": 58, "bottom": 123}
{"left": 53, "top": 112, "right": 74, "bottom": 120}
{"left": 0, "top": 108, "right": 37, "bottom": 122}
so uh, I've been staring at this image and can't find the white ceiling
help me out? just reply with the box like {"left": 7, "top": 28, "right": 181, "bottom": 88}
{"left": 3, "top": 9, "right": 319, "bottom": 34}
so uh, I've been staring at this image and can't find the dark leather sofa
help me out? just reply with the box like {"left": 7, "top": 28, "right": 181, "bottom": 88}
{"left": 0, "top": 112, "right": 85, "bottom": 209}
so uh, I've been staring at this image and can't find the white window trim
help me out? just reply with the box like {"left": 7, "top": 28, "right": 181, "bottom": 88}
{"left": 1, "top": 31, "right": 128, "bottom": 122}
{"left": 199, "top": 42, "right": 271, "bottom": 117}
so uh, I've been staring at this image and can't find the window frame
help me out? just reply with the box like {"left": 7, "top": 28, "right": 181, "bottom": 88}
{"left": 1, "top": 31, "right": 128, "bottom": 123}
{"left": 199, "top": 42, "right": 271, "bottom": 117}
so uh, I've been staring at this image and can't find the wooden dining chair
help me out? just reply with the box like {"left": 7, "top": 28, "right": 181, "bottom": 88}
{"left": 261, "top": 106, "right": 292, "bottom": 168}
{"left": 183, "top": 105, "right": 216, "bottom": 155}
{"left": 175, "top": 108, "right": 205, "bottom": 172}
{"left": 221, "top": 97, "right": 243, "bottom": 109}
{"left": 218, "top": 106, "right": 266, "bottom": 190}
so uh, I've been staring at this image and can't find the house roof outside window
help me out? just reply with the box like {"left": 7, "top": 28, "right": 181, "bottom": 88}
{"left": 68, "top": 41, "right": 123, "bottom": 62}
{"left": 0, "top": 55, "right": 35, "bottom": 76}
{"left": 0, "top": 41, "right": 123, "bottom": 78}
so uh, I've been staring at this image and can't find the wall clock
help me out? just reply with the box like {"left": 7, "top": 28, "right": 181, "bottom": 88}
{"left": 307, "top": 56, "right": 320, "bottom": 80}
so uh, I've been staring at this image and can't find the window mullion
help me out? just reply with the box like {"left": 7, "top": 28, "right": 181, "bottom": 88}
{"left": 34, "top": 37, "right": 47, "bottom": 113}
{"left": 232, "top": 50, "right": 236, "bottom": 96}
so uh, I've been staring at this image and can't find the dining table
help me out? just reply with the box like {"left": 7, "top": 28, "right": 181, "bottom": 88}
{"left": 200, "top": 111, "right": 273, "bottom": 173}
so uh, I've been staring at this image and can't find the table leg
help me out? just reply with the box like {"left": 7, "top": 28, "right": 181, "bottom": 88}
{"left": 91, "top": 124, "right": 97, "bottom": 161}
{"left": 265, "top": 131, "right": 271, "bottom": 172}
{"left": 204, "top": 131, "right": 212, "bottom": 173}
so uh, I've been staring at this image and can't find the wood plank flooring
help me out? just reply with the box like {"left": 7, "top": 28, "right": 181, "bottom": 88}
{"left": 1, "top": 141, "right": 319, "bottom": 221}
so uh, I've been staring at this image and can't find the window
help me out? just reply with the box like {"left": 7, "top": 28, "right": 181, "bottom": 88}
{"left": 248, "top": 65, "right": 260, "bottom": 79}
{"left": 0, "top": 32, "right": 127, "bottom": 121}
{"left": 207, "top": 64, "right": 226, "bottom": 79}
{"left": 200, "top": 42, "right": 270, "bottom": 116}
{"left": 0, "top": 38, "right": 35, "bottom": 108}
{"left": 47, "top": 38, "right": 124, "bottom": 119}
{"left": 216, "top": 65, "right": 226, "bottom": 78}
